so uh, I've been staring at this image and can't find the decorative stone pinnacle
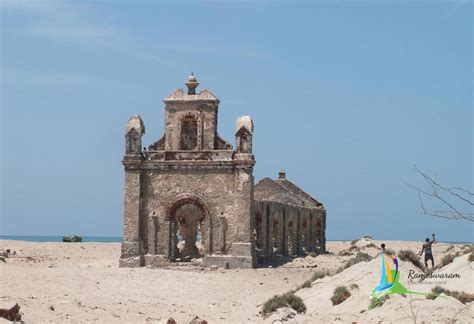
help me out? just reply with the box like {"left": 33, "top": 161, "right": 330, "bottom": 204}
{"left": 279, "top": 170, "right": 286, "bottom": 179}
{"left": 185, "top": 72, "right": 199, "bottom": 95}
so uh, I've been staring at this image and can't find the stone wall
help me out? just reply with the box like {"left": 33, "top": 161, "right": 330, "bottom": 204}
{"left": 254, "top": 200, "right": 326, "bottom": 260}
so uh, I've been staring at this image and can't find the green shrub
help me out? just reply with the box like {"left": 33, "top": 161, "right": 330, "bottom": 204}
{"left": 331, "top": 286, "right": 351, "bottom": 305}
{"left": 311, "top": 271, "right": 327, "bottom": 281}
{"left": 398, "top": 249, "right": 424, "bottom": 271}
{"left": 349, "top": 245, "right": 360, "bottom": 252}
{"left": 300, "top": 280, "right": 312, "bottom": 289}
{"left": 432, "top": 286, "right": 445, "bottom": 295}
{"left": 462, "top": 244, "right": 472, "bottom": 253}
{"left": 439, "top": 254, "right": 454, "bottom": 268}
{"left": 469, "top": 252, "right": 474, "bottom": 262}
{"left": 426, "top": 292, "right": 438, "bottom": 300}
{"left": 339, "top": 250, "right": 353, "bottom": 256}
{"left": 262, "top": 292, "right": 306, "bottom": 315}
{"left": 368, "top": 295, "right": 389, "bottom": 309}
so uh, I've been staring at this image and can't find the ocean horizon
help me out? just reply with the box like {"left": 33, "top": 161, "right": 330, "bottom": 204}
{"left": 0, "top": 235, "right": 123, "bottom": 242}
{"left": 0, "top": 235, "right": 470, "bottom": 244}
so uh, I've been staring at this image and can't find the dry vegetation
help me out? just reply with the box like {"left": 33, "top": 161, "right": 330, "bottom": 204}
{"left": 426, "top": 286, "right": 474, "bottom": 304}
{"left": 368, "top": 295, "right": 390, "bottom": 309}
{"left": 331, "top": 286, "right": 351, "bottom": 305}
{"left": 398, "top": 249, "right": 425, "bottom": 271}
{"left": 262, "top": 292, "right": 306, "bottom": 316}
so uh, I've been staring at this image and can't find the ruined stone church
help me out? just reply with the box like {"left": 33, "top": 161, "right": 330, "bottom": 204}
{"left": 120, "top": 74, "right": 326, "bottom": 268}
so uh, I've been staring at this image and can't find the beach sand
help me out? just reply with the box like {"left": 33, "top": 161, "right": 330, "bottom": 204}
{"left": 0, "top": 238, "right": 472, "bottom": 323}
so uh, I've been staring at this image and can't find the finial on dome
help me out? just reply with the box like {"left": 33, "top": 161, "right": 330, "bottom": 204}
{"left": 185, "top": 72, "right": 199, "bottom": 95}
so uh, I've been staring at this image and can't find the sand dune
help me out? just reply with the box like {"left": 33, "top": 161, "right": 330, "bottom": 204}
{"left": 0, "top": 239, "right": 471, "bottom": 323}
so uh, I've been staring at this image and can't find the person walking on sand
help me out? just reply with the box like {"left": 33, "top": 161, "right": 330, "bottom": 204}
{"left": 419, "top": 233, "right": 436, "bottom": 268}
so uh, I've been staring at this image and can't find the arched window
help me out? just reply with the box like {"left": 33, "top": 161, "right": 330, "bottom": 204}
{"left": 180, "top": 116, "right": 198, "bottom": 150}
{"left": 240, "top": 134, "right": 249, "bottom": 153}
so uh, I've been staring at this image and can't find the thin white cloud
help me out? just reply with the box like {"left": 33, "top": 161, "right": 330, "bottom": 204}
{"left": 3, "top": 0, "right": 125, "bottom": 44}
{"left": 2, "top": 0, "right": 268, "bottom": 68}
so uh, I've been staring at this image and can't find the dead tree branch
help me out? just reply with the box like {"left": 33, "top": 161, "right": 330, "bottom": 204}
{"left": 406, "top": 166, "right": 473, "bottom": 222}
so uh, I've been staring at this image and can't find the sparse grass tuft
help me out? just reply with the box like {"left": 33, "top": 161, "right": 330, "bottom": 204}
{"left": 384, "top": 249, "right": 396, "bottom": 256}
{"left": 300, "top": 280, "right": 312, "bottom": 289}
{"left": 262, "top": 292, "right": 306, "bottom": 315}
{"left": 462, "top": 245, "right": 473, "bottom": 255}
{"left": 335, "top": 252, "right": 372, "bottom": 274}
{"left": 339, "top": 250, "right": 353, "bottom": 257}
{"left": 445, "top": 245, "right": 454, "bottom": 252}
{"left": 349, "top": 283, "right": 359, "bottom": 290}
{"left": 368, "top": 295, "right": 389, "bottom": 309}
{"left": 307, "top": 252, "right": 317, "bottom": 258}
{"left": 439, "top": 254, "right": 454, "bottom": 268}
{"left": 331, "top": 286, "right": 351, "bottom": 305}
{"left": 295, "top": 271, "right": 327, "bottom": 291}
{"left": 365, "top": 243, "right": 380, "bottom": 249}
{"left": 426, "top": 292, "right": 438, "bottom": 300}
{"left": 311, "top": 271, "right": 327, "bottom": 281}
{"left": 468, "top": 252, "right": 474, "bottom": 262}
{"left": 350, "top": 239, "right": 358, "bottom": 246}
{"left": 426, "top": 286, "right": 474, "bottom": 304}
{"left": 349, "top": 245, "right": 360, "bottom": 252}
{"left": 398, "top": 249, "right": 424, "bottom": 271}
{"left": 344, "top": 252, "right": 371, "bottom": 268}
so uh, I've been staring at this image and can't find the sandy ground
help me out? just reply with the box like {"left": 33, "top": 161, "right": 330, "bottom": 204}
{"left": 0, "top": 238, "right": 472, "bottom": 323}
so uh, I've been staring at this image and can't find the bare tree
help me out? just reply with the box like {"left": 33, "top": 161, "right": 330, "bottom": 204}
{"left": 401, "top": 294, "right": 420, "bottom": 324}
{"left": 406, "top": 166, "right": 473, "bottom": 222}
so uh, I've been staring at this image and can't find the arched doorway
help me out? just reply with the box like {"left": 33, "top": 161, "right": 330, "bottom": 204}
{"left": 166, "top": 195, "right": 210, "bottom": 261}
{"left": 175, "top": 204, "right": 204, "bottom": 260}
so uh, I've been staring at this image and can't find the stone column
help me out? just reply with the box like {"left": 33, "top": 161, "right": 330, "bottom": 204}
{"left": 309, "top": 209, "right": 316, "bottom": 252}
{"left": 281, "top": 206, "right": 289, "bottom": 255}
{"left": 321, "top": 209, "right": 327, "bottom": 253}
{"left": 296, "top": 208, "right": 302, "bottom": 255}
{"left": 120, "top": 169, "right": 143, "bottom": 267}
{"left": 229, "top": 166, "right": 255, "bottom": 266}
{"left": 264, "top": 203, "right": 272, "bottom": 257}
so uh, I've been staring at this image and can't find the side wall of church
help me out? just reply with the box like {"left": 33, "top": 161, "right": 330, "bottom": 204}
{"left": 254, "top": 200, "right": 326, "bottom": 259}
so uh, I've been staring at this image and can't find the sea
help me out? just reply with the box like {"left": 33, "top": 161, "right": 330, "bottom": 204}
{"left": 0, "top": 236, "right": 469, "bottom": 244}
{"left": 0, "top": 235, "right": 122, "bottom": 242}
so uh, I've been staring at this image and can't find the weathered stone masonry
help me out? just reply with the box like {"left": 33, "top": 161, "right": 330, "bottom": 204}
{"left": 120, "top": 75, "right": 326, "bottom": 268}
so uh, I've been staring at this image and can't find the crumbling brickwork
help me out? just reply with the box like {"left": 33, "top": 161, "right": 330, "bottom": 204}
{"left": 120, "top": 75, "right": 326, "bottom": 269}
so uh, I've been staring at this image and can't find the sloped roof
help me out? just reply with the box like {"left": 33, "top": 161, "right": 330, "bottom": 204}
{"left": 164, "top": 88, "right": 220, "bottom": 103}
{"left": 275, "top": 177, "right": 323, "bottom": 207}
{"left": 254, "top": 177, "right": 323, "bottom": 208}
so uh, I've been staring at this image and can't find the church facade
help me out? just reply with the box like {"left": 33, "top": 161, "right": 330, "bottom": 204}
{"left": 120, "top": 75, "right": 325, "bottom": 268}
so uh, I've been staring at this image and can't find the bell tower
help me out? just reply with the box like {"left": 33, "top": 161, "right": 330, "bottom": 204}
{"left": 162, "top": 73, "right": 224, "bottom": 151}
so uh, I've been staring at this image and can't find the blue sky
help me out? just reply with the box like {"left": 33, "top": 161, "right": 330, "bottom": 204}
{"left": 1, "top": 1, "right": 472, "bottom": 241}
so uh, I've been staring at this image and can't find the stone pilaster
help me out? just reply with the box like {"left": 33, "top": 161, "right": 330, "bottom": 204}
{"left": 120, "top": 166, "right": 144, "bottom": 267}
